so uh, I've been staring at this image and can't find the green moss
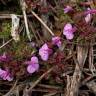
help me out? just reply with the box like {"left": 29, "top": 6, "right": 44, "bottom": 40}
{"left": 9, "top": 41, "right": 36, "bottom": 60}
{"left": 0, "top": 22, "right": 11, "bottom": 39}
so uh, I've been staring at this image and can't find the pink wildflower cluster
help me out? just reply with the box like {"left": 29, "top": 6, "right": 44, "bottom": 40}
{"left": 21, "top": 10, "right": 77, "bottom": 75}
{"left": 24, "top": 7, "right": 96, "bottom": 77}
{"left": 63, "top": 6, "right": 76, "bottom": 39}
{"left": 25, "top": 56, "right": 39, "bottom": 74}
{"left": 0, "top": 36, "right": 62, "bottom": 80}
{"left": 1, "top": 6, "right": 94, "bottom": 81}
{"left": 0, "top": 53, "right": 10, "bottom": 62}
{"left": 0, "top": 68, "right": 13, "bottom": 81}
{"left": 39, "top": 43, "right": 52, "bottom": 61}
{"left": 0, "top": 53, "right": 13, "bottom": 81}
{"left": 23, "top": 7, "right": 96, "bottom": 76}
{"left": 25, "top": 36, "right": 62, "bottom": 73}
{"left": 63, "top": 23, "right": 76, "bottom": 40}
{"left": 64, "top": 6, "right": 73, "bottom": 13}
{"left": 63, "top": 6, "right": 95, "bottom": 39}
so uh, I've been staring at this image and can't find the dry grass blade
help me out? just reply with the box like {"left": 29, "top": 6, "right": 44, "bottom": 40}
{"left": 23, "top": 86, "right": 29, "bottom": 96}
{"left": 15, "top": 86, "right": 19, "bottom": 96}
{"left": 43, "top": 92, "right": 57, "bottom": 96}
{"left": 28, "top": 21, "right": 41, "bottom": 44}
{"left": 28, "top": 67, "right": 54, "bottom": 91}
{"left": 0, "top": 0, "right": 6, "bottom": 5}
{"left": 77, "top": 45, "right": 88, "bottom": 66}
{"left": 31, "top": 11, "right": 54, "bottom": 36}
{"left": 89, "top": 40, "right": 96, "bottom": 75}
{"left": 65, "top": 75, "right": 71, "bottom": 96}
{"left": 28, "top": 20, "right": 44, "bottom": 45}
{"left": 20, "top": 0, "right": 31, "bottom": 41}
{"left": 0, "top": 14, "right": 33, "bottom": 19}
{"left": 65, "top": 45, "right": 88, "bottom": 96}
{"left": 22, "top": 67, "right": 54, "bottom": 96}
{"left": 0, "top": 39, "right": 13, "bottom": 49}
{"left": 37, "top": 84, "right": 60, "bottom": 90}
{"left": 86, "top": 80, "right": 96, "bottom": 94}
{"left": 3, "top": 80, "right": 18, "bottom": 96}
{"left": 40, "top": 0, "right": 52, "bottom": 40}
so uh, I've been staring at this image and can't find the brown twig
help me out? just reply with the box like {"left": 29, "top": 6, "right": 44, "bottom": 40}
{"left": 28, "top": 67, "right": 54, "bottom": 92}
{"left": 43, "top": 92, "right": 57, "bottom": 96}
{"left": 31, "top": 11, "right": 54, "bottom": 36}
{"left": 65, "top": 45, "right": 88, "bottom": 96}
{"left": 28, "top": 20, "right": 44, "bottom": 45}
{"left": 3, "top": 80, "right": 18, "bottom": 96}
{"left": 89, "top": 39, "right": 96, "bottom": 75}
{"left": 20, "top": 0, "right": 31, "bottom": 41}
{"left": 0, "top": 14, "right": 33, "bottom": 19}
{"left": 0, "top": 39, "right": 13, "bottom": 49}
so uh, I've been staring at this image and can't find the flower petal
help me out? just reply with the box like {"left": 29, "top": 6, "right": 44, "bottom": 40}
{"left": 40, "top": 51, "right": 49, "bottom": 61}
{"left": 39, "top": 43, "right": 49, "bottom": 61}
{"left": 0, "top": 68, "right": 13, "bottom": 81}
{"left": 63, "top": 23, "right": 72, "bottom": 34}
{"left": 85, "top": 8, "right": 92, "bottom": 23}
{"left": 85, "top": 13, "right": 91, "bottom": 23}
{"left": 64, "top": 6, "right": 72, "bottom": 13}
{"left": 6, "top": 75, "right": 13, "bottom": 81}
{"left": 52, "top": 36, "right": 61, "bottom": 47}
{"left": 31, "top": 56, "right": 38, "bottom": 64}
{"left": 27, "top": 64, "right": 39, "bottom": 74}
{"left": 63, "top": 23, "right": 75, "bottom": 40}
{"left": 65, "top": 33, "right": 74, "bottom": 40}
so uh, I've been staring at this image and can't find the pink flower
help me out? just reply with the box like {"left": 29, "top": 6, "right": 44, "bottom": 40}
{"left": 85, "top": 8, "right": 92, "bottom": 23}
{"left": 0, "top": 68, "right": 13, "bottom": 81}
{"left": 39, "top": 43, "right": 52, "bottom": 61}
{"left": 63, "top": 23, "right": 75, "bottom": 40}
{"left": 64, "top": 6, "right": 73, "bottom": 13}
{"left": 52, "top": 36, "right": 61, "bottom": 47}
{"left": 25, "top": 56, "right": 39, "bottom": 74}
{"left": 0, "top": 53, "right": 7, "bottom": 61}
{"left": 0, "top": 53, "right": 10, "bottom": 62}
{"left": 85, "top": 9, "right": 96, "bottom": 14}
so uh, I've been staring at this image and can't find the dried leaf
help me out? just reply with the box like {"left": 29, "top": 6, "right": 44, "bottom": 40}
{"left": 11, "top": 14, "right": 20, "bottom": 42}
